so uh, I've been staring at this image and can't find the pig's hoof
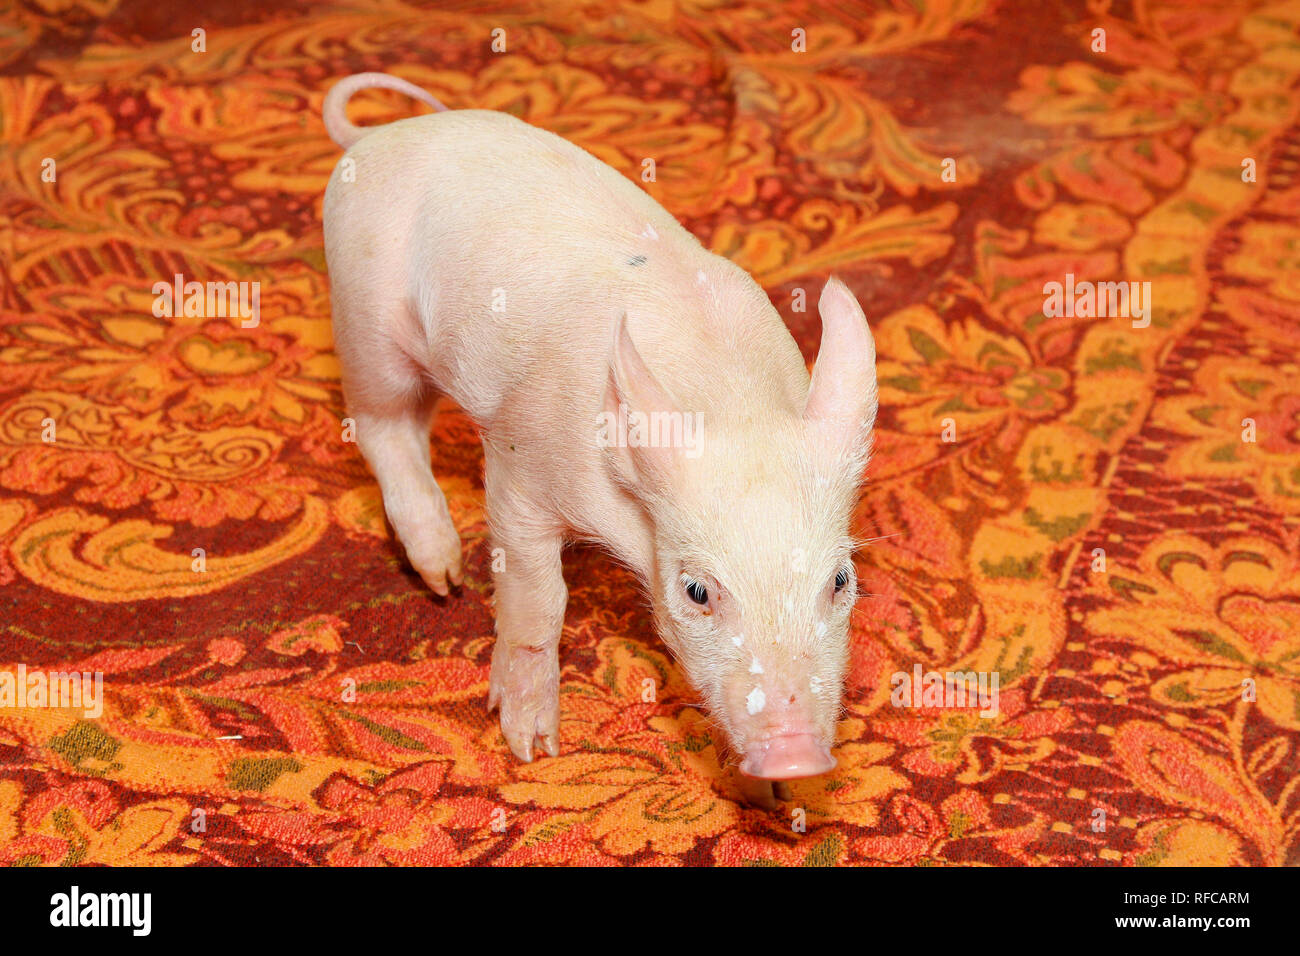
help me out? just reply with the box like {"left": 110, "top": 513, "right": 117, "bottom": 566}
{"left": 733, "top": 775, "right": 800, "bottom": 811}
{"left": 487, "top": 643, "right": 560, "bottom": 763}
{"left": 731, "top": 775, "right": 794, "bottom": 810}
{"left": 405, "top": 525, "right": 464, "bottom": 597}
{"left": 733, "top": 774, "right": 780, "bottom": 810}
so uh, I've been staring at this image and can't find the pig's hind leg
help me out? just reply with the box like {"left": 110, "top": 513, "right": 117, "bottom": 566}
{"left": 345, "top": 367, "right": 465, "bottom": 597}
{"left": 483, "top": 447, "right": 566, "bottom": 762}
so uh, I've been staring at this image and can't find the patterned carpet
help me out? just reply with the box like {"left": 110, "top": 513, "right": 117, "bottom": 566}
{"left": 1, "top": 0, "right": 1298, "bottom": 866}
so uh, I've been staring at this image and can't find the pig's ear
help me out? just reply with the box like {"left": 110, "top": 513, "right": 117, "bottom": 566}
{"left": 602, "top": 312, "right": 680, "bottom": 490}
{"left": 804, "top": 277, "right": 878, "bottom": 462}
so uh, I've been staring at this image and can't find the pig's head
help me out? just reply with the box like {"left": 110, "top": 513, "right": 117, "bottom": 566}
{"left": 602, "top": 277, "right": 877, "bottom": 780}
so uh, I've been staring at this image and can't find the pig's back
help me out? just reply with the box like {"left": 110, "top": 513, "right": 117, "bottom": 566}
{"left": 332, "top": 108, "right": 807, "bottom": 440}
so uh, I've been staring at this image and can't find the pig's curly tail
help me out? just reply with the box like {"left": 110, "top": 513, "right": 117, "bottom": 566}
{"left": 323, "top": 72, "right": 449, "bottom": 150}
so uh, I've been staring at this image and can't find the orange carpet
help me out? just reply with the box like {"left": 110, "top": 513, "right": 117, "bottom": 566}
{"left": 1, "top": 0, "right": 1298, "bottom": 866}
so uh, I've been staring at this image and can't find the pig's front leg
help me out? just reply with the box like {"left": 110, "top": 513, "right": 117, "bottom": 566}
{"left": 484, "top": 459, "right": 567, "bottom": 762}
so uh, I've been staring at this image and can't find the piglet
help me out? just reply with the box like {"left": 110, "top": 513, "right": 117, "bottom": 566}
{"left": 321, "top": 73, "right": 878, "bottom": 797}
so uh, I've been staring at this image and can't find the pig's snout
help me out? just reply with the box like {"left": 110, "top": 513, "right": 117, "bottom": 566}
{"left": 719, "top": 656, "right": 843, "bottom": 781}
{"left": 739, "top": 733, "right": 836, "bottom": 780}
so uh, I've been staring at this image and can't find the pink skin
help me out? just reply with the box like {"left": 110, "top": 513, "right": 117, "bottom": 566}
{"left": 321, "top": 74, "right": 878, "bottom": 801}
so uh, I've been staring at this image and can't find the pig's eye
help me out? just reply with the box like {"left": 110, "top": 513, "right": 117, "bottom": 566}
{"left": 684, "top": 577, "right": 709, "bottom": 605}
{"left": 834, "top": 567, "right": 851, "bottom": 593}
